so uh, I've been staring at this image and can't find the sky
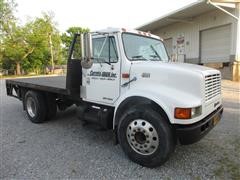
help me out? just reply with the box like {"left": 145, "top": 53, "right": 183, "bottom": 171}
{"left": 15, "top": 0, "right": 198, "bottom": 32}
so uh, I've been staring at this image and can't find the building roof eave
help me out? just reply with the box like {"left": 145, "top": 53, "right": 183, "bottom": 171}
{"left": 137, "top": 0, "right": 218, "bottom": 31}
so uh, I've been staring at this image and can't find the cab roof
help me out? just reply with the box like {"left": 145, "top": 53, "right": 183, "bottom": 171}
{"left": 93, "top": 27, "right": 161, "bottom": 40}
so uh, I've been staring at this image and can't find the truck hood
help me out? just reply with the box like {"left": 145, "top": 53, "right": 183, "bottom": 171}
{"left": 131, "top": 61, "right": 218, "bottom": 75}
{"left": 130, "top": 61, "right": 220, "bottom": 98}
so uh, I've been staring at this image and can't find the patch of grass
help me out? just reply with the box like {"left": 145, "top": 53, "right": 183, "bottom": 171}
{"left": 214, "top": 153, "right": 240, "bottom": 180}
{"left": 232, "top": 138, "right": 240, "bottom": 154}
{"left": 214, "top": 137, "right": 240, "bottom": 179}
{"left": 193, "top": 176, "right": 201, "bottom": 180}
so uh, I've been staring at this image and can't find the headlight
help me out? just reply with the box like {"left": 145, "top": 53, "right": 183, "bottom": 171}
{"left": 174, "top": 106, "right": 202, "bottom": 119}
{"left": 191, "top": 106, "right": 202, "bottom": 118}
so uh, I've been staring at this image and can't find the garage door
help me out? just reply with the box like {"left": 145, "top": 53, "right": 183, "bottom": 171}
{"left": 164, "top": 38, "right": 173, "bottom": 57}
{"left": 200, "top": 25, "right": 231, "bottom": 63}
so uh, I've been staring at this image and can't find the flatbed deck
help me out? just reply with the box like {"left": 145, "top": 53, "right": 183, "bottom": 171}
{"left": 6, "top": 76, "right": 68, "bottom": 95}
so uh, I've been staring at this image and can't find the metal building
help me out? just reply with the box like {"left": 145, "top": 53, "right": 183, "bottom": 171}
{"left": 138, "top": 0, "right": 240, "bottom": 81}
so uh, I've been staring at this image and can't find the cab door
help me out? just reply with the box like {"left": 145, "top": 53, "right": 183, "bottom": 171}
{"left": 82, "top": 35, "right": 121, "bottom": 105}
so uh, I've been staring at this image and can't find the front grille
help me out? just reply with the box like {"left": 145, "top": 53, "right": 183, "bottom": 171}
{"left": 205, "top": 73, "right": 221, "bottom": 101}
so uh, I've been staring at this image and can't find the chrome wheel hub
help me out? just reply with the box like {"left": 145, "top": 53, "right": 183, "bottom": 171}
{"left": 126, "top": 119, "right": 159, "bottom": 155}
{"left": 26, "top": 97, "right": 36, "bottom": 118}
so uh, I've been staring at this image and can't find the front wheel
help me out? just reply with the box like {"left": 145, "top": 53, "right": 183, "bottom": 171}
{"left": 117, "top": 105, "right": 176, "bottom": 167}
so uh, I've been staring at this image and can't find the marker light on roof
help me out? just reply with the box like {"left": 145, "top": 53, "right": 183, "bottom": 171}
{"left": 122, "top": 28, "right": 126, "bottom": 32}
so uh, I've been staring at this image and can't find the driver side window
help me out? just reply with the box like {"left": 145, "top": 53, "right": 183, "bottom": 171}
{"left": 92, "top": 36, "right": 118, "bottom": 63}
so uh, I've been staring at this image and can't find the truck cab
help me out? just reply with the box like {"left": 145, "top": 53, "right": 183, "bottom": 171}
{"left": 6, "top": 27, "right": 223, "bottom": 167}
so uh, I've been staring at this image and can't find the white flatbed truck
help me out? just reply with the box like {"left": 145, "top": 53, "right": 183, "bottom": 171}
{"left": 6, "top": 28, "right": 223, "bottom": 167}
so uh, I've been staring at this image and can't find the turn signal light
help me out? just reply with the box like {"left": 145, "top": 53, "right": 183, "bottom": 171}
{"left": 122, "top": 73, "right": 130, "bottom": 78}
{"left": 174, "top": 108, "right": 191, "bottom": 119}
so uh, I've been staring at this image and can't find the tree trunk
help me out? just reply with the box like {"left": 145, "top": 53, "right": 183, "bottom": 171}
{"left": 16, "top": 62, "right": 21, "bottom": 75}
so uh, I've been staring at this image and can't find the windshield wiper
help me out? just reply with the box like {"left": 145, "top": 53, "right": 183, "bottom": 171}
{"left": 150, "top": 55, "right": 161, "bottom": 61}
{"left": 150, "top": 45, "right": 162, "bottom": 61}
{"left": 131, "top": 55, "right": 149, "bottom": 61}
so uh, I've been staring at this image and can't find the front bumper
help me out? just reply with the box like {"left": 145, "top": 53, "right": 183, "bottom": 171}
{"left": 175, "top": 106, "right": 223, "bottom": 145}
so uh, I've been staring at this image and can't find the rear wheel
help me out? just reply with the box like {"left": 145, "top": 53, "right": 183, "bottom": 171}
{"left": 117, "top": 105, "right": 176, "bottom": 167}
{"left": 24, "top": 91, "right": 47, "bottom": 123}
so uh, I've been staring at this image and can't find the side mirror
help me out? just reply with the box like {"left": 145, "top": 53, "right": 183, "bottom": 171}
{"left": 81, "top": 33, "right": 93, "bottom": 69}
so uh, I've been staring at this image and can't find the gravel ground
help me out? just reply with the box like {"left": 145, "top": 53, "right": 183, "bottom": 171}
{"left": 0, "top": 79, "right": 239, "bottom": 179}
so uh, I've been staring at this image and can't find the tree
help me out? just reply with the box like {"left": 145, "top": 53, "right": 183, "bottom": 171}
{"left": 23, "top": 13, "right": 63, "bottom": 73}
{"left": 0, "top": 0, "right": 17, "bottom": 36}
{"left": 1, "top": 0, "right": 87, "bottom": 75}
{"left": 0, "top": 0, "right": 17, "bottom": 70}
{"left": 61, "top": 27, "right": 89, "bottom": 59}
{"left": 0, "top": 0, "right": 34, "bottom": 75}
{"left": 2, "top": 25, "right": 34, "bottom": 75}
{"left": 1, "top": 9, "right": 63, "bottom": 75}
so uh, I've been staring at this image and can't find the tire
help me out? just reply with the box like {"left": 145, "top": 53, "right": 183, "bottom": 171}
{"left": 24, "top": 91, "right": 47, "bottom": 123}
{"left": 117, "top": 105, "right": 176, "bottom": 167}
{"left": 46, "top": 95, "right": 57, "bottom": 120}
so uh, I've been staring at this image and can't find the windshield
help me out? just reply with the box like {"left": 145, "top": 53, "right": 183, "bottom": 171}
{"left": 122, "top": 33, "right": 169, "bottom": 61}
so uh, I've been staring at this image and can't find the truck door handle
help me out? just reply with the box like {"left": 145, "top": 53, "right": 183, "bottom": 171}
{"left": 121, "top": 77, "right": 137, "bottom": 87}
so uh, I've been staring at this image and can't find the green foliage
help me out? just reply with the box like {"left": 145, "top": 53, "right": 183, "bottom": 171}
{"left": 0, "top": 0, "right": 17, "bottom": 70}
{"left": 21, "top": 13, "right": 64, "bottom": 73}
{"left": 0, "top": 0, "right": 89, "bottom": 75}
{"left": 1, "top": 12, "right": 63, "bottom": 74}
{"left": 2, "top": 24, "right": 33, "bottom": 74}
{"left": 61, "top": 27, "right": 89, "bottom": 59}
{"left": 0, "top": 0, "right": 17, "bottom": 35}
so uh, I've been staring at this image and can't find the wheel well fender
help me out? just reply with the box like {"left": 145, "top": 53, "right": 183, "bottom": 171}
{"left": 113, "top": 96, "right": 171, "bottom": 129}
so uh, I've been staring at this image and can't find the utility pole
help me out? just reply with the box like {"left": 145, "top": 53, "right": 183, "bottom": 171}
{"left": 49, "top": 32, "right": 54, "bottom": 73}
